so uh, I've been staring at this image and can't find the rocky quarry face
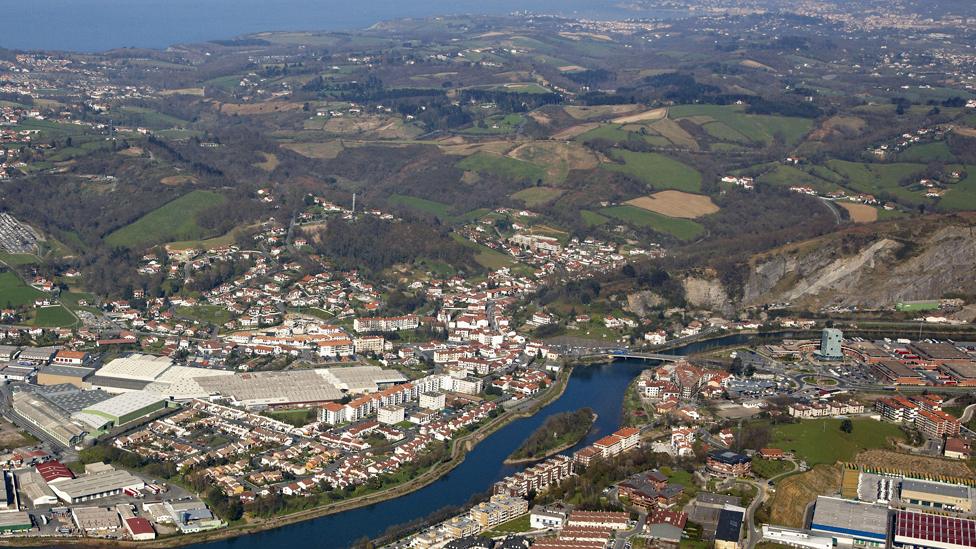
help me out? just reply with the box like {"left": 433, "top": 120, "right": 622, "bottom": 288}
{"left": 742, "top": 225, "right": 976, "bottom": 309}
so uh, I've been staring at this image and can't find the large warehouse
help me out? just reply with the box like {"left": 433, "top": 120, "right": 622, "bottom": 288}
{"left": 89, "top": 354, "right": 175, "bottom": 393}
{"left": 811, "top": 496, "right": 889, "bottom": 548}
{"left": 11, "top": 391, "right": 87, "bottom": 447}
{"left": 72, "top": 391, "right": 168, "bottom": 431}
{"left": 48, "top": 469, "right": 145, "bottom": 504}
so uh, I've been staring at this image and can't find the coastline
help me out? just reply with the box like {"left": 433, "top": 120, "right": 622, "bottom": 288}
{"left": 502, "top": 411, "right": 597, "bottom": 465}
{"left": 0, "top": 366, "right": 575, "bottom": 549}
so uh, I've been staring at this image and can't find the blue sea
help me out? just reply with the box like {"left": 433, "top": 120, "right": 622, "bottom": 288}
{"left": 2, "top": 0, "right": 682, "bottom": 52}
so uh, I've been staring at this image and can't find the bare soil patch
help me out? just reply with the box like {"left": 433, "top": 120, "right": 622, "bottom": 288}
{"left": 551, "top": 123, "right": 600, "bottom": 140}
{"left": 254, "top": 152, "right": 279, "bottom": 172}
{"left": 160, "top": 175, "right": 196, "bottom": 186}
{"left": 625, "top": 190, "right": 719, "bottom": 218}
{"left": 282, "top": 141, "right": 344, "bottom": 159}
{"left": 854, "top": 449, "right": 974, "bottom": 478}
{"left": 838, "top": 202, "right": 877, "bottom": 223}
{"left": 612, "top": 107, "right": 668, "bottom": 124}
{"left": 768, "top": 464, "right": 842, "bottom": 528}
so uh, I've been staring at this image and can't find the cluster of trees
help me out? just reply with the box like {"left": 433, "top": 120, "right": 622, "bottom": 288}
{"left": 458, "top": 89, "right": 563, "bottom": 112}
{"left": 313, "top": 217, "right": 478, "bottom": 275}
{"left": 508, "top": 408, "right": 595, "bottom": 461}
{"left": 539, "top": 445, "right": 661, "bottom": 511}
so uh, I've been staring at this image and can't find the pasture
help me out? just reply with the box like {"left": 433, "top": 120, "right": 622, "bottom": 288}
{"left": 457, "top": 152, "right": 546, "bottom": 182}
{"left": 668, "top": 104, "right": 813, "bottom": 146}
{"left": 599, "top": 205, "right": 704, "bottom": 240}
{"left": 837, "top": 202, "right": 878, "bottom": 223}
{"left": 0, "top": 271, "right": 44, "bottom": 308}
{"left": 105, "top": 190, "right": 227, "bottom": 248}
{"left": 511, "top": 187, "right": 564, "bottom": 207}
{"left": 604, "top": 150, "right": 702, "bottom": 192}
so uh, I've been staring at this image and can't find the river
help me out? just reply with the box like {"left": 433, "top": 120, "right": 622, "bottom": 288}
{"left": 180, "top": 334, "right": 754, "bottom": 549}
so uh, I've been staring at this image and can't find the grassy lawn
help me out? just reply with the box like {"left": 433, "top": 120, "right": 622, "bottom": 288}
{"left": 462, "top": 113, "right": 525, "bottom": 135}
{"left": 939, "top": 168, "right": 976, "bottom": 211}
{"left": 0, "top": 252, "right": 40, "bottom": 266}
{"left": 484, "top": 514, "right": 531, "bottom": 535}
{"left": 105, "top": 190, "right": 227, "bottom": 248}
{"left": 600, "top": 205, "right": 704, "bottom": 240}
{"left": 261, "top": 408, "right": 316, "bottom": 427}
{"left": 450, "top": 233, "right": 516, "bottom": 270}
{"left": 769, "top": 418, "right": 904, "bottom": 466}
{"left": 752, "top": 458, "right": 794, "bottom": 479}
{"left": 0, "top": 271, "right": 45, "bottom": 308}
{"left": 32, "top": 305, "right": 76, "bottom": 327}
{"left": 898, "top": 141, "right": 956, "bottom": 163}
{"left": 457, "top": 152, "right": 546, "bottom": 182}
{"left": 176, "top": 305, "right": 233, "bottom": 326}
{"left": 756, "top": 164, "right": 840, "bottom": 192}
{"left": 511, "top": 186, "right": 564, "bottom": 207}
{"left": 581, "top": 210, "right": 610, "bottom": 227}
{"left": 388, "top": 194, "right": 453, "bottom": 220}
{"left": 604, "top": 150, "right": 702, "bottom": 192}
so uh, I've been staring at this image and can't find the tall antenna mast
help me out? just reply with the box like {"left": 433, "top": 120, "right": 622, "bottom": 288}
{"left": 352, "top": 192, "right": 356, "bottom": 215}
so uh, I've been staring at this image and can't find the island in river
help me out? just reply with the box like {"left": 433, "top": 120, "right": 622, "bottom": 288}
{"left": 504, "top": 407, "right": 597, "bottom": 465}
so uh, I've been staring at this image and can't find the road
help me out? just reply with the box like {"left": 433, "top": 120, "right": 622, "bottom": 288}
{"left": 960, "top": 403, "right": 976, "bottom": 423}
{"left": 743, "top": 460, "right": 799, "bottom": 549}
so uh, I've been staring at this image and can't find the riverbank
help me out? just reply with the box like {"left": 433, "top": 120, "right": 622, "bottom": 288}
{"left": 503, "top": 411, "right": 597, "bottom": 465}
{"left": 1, "top": 367, "right": 575, "bottom": 549}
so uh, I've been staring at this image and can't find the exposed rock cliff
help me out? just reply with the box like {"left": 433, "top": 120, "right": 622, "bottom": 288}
{"left": 741, "top": 220, "right": 976, "bottom": 309}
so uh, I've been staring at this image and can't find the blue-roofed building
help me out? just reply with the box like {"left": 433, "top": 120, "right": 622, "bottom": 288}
{"left": 811, "top": 496, "right": 889, "bottom": 548}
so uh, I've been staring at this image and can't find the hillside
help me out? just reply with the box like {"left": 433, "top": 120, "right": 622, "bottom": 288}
{"left": 741, "top": 213, "right": 976, "bottom": 309}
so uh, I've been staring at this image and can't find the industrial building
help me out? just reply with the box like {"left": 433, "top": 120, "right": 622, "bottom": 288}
{"left": 811, "top": 496, "right": 889, "bottom": 548}
{"left": 16, "top": 346, "right": 57, "bottom": 365}
{"left": 73, "top": 391, "right": 168, "bottom": 431}
{"left": 71, "top": 506, "right": 122, "bottom": 534}
{"left": 89, "top": 354, "right": 175, "bottom": 393}
{"left": 36, "top": 364, "right": 96, "bottom": 388}
{"left": 16, "top": 469, "right": 57, "bottom": 506}
{"left": 11, "top": 391, "right": 87, "bottom": 447}
{"left": 0, "top": 512, "right": 32, "bottom": 534}
{"left": 894, "top": 510, "right": 976, "bottom": 549}
{"left": 761, "top": 526, "right": 833, "bottom": 549}
{"left": 49, "top": 469, "right": 145, "bottom": 504}
{"left": 900, "top": 479, "right": 973, "bottom": 514}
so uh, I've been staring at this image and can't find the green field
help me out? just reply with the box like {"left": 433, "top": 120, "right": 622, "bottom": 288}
{"left": 756, "top": 164, "right": 839, "bottom": 192}
{"left": 600, "top": 205, "right": 704, "bottom": 240}
{"left": 604, "top": 150, "right": 702, "bottom": 192}
{"left": 457, "top": 152, "right": 546, "bottom": 182}
{"left": 769, "top": 418, "right": 904, "bottom": 466}
{"left": 751, "top": 458, "right": 795, "bottom": 479}
{"left": 0, "top": 253, "right": 40, "bottom": 266}
{"left": 898, "top": 141, "right": 956, "bottom": 163}
{"left": 176, "top": 305, "right": 234, "bottom": 326}
{"left": 450, "top": 233, "right": 516, "bottom": 270}
{"left": 581, "top": 210, "right": 610, "bottom": 227}
{"left": 0, "top": 271, "right": 45, "bottom": 308}
{"left": 462, "top": 113, "right": 525, "bottom": 135}
{"left": 939, "top": 169, "right": 976, "bottom": 211}
{"left": 895, "top": 301, "right": 940, "bottom": 312}
{"left": 668, "top": 104, "right": 813, "bottom": 146}
{"left": 825, "top": 160, "right": 929, "bottom": 205}
{"left": 105, "top": 190, "right": 227, "bottom": 248}
{"left": 511, "top": 187, "right": 564, "bottom": 207}
{"left": 484, "top": 514, "right": 531, "bottom": 536}
{"left": 389, "top": 194, "right": 453, "bottom": 220}
{"left": 32, "top": 305, "right": 76, "bottom": 327}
